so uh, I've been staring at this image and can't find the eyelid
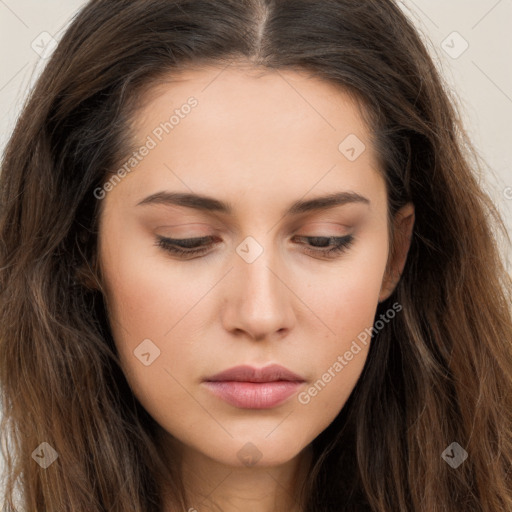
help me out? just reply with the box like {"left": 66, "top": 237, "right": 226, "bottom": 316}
{"left": 154, "top": 233, "right": 355, "bottom": 259}
{"left": 300, "top": 220, "right": 352, "bottom": 229}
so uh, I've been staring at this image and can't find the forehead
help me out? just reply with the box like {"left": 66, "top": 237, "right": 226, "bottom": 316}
{"left": 134, "top": 63, "right": 373, "bottom": 144}
{"left": 108, "top": 63, "right": 384, "bottom": 216}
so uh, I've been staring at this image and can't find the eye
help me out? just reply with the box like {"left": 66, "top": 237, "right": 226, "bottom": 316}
{"left": 292, "top": 234, "right": 354, "bottom": 258}
{"left": 155, "top": 235, "right": 216, "bottom": 258}
{"left": 154, "top": 234, "right": 355, "bottom": 259}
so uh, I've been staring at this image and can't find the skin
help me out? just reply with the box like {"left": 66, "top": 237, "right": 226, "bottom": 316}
{"left": 96, "top": 62, "right": 415, "bottom": 512}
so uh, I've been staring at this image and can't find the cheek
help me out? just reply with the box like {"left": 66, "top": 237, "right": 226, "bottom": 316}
{"left": 99, "top": 245, "right": 206, "bottom": 423}
{"left": 100, "top": 230, "right": 196, "bottom": 340}
{"left": 98, "top": 229, "right": 195, "bottom": 396}
{"left": 300, "top": 232, "right": 388, "bottom": 343}
{"left": 294, "top": 235, "right": 388, "bottom": 407}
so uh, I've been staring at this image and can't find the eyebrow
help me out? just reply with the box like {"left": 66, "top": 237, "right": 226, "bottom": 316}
{"left": 136, "top": 190, "right": 370, "bottom": 216}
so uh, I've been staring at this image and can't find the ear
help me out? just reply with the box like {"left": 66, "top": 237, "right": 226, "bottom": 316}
{"left": 378, "top": 202, "right": 415, "bottom": 303}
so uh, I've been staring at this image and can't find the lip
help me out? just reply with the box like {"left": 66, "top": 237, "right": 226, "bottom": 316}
{"left": 203, "top": 364, "right": 305, "bottom": 409}
{"left": 205, "top": 364, "right": 305, "bottom": 383}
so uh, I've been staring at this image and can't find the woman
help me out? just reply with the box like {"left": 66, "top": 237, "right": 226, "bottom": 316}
{"left": 1, "top": 0, "right": 511, "bottom": 510}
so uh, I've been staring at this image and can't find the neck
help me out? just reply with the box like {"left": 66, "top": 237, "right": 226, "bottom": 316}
{"left": 159, "top": 434, "right": 313, "bottom": 512}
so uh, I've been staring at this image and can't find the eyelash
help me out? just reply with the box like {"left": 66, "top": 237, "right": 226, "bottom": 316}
{"left": 154, "top": 234, "right": 354, "bottom": 259}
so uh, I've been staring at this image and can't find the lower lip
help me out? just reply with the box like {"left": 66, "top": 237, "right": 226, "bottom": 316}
{"left": 203, "top": 381, "right": 303, "bottom": 409}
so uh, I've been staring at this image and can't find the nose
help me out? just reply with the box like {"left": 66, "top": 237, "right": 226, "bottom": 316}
{"left": 220, "top": 241, "right": 296, "bottom": 342}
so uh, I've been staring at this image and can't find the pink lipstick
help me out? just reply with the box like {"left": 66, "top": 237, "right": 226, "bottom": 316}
{"left": 202, "top": 364, "right": 305, "bottom": 409}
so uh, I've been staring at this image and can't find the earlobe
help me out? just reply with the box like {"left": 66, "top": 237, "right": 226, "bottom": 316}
{"left": 379, "top": 202, "right": 415, "bottom": 303}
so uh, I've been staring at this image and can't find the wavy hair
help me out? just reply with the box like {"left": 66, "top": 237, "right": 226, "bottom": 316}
{"left": 1, "top": 0, "right": 511, "bottom": 510}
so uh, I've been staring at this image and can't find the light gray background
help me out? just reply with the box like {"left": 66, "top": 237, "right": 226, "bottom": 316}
{"left": 0, "top": 0, "right": 511, "bottom": 491}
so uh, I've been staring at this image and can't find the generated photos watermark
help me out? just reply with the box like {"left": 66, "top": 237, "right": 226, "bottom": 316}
{"left": 93, "top": 96, "right": 198, "bottom": 200}
{"left": 298, "top": 301, "right": 402, "bottom": 405}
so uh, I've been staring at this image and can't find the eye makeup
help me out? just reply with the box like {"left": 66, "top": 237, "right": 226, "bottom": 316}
{"left": 154, "top": 234, "right": 355, "bottom": 260}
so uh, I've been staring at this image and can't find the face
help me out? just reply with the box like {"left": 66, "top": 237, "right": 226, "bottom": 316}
{"left": 97, "top": 63, "right": 413, "bottom": 470}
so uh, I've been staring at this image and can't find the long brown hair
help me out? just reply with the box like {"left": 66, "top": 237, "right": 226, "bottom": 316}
{"left": 1, "top": 1, "right": 511, "bottom": 510}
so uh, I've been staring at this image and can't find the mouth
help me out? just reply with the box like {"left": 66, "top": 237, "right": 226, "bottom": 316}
{"left": 202, "top": 364, "right": 305, "bottom": 409}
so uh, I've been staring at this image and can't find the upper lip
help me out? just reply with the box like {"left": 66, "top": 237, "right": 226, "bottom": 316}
{"left": 204, "top": 364, "right": 305, "bottom": 383}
